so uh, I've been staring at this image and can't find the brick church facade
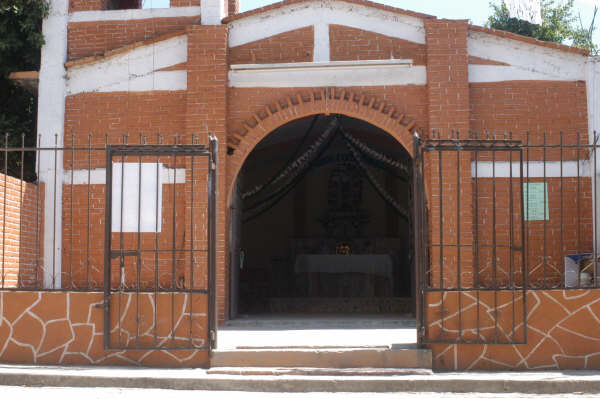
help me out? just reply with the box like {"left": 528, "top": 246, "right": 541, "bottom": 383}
{"left": 1, "top": 0, "right": 600, "bottom": 370}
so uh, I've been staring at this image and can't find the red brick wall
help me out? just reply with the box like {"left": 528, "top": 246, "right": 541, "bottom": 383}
{"left": 470, "top": 81, "right": 589, "bottom": 144}
{"left": 425, "top": 20, "right": 473, "bottom": 290}
{"left": 67, "top": 17, "right": 200, "bottom": 60}
{"left": 473, "top": 177, "right": 593, "bottom": 289}
{"left": 0, "top": 175, "right": 44, "bottom": 289}
{"left": 171, "top": 0, "right": 201, "bottom": 6}
{"left": 227, "top": 86, "right": 428, "bottom": 139}
{"left": 70, "top": 0, "right": 108, "bottom": 12}
{"left": 228, "top": 0, "right": 239, "bottom": 16}
{"left": 65, "top": 91, "right": 187, "bottom": 155}
{"left": 185, "top": 25, "right": 228, "bottom": 320}
{"left": 329, "top": 24, "right": 426, "bottom": 64}
{"left": 228, "top": 27, "right": 314, "bottom": 64}
{"left": 60, "top": 180, "right": 195, "bottom": 291}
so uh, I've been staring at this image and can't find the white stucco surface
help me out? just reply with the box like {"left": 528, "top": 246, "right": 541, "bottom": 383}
{"left": 228, "top": 0, "right": 426, "bottom": 48}
{"left": 201, "top": 0, "right": 226, "bottom": 25}
{"left": 472, "top": 161, "right": 592, "bottom": 178}
{"left": 228, "top": 63, "right": 426, "bottom": 87}
{"left": 69, "top": 6, "right": 201, "bottom": 22}
{"left": 66, "top": 35, "right": 188, "bottom": 94}
{"left": 468, "top": 31, "right": 587, "bottom": 81}
{"left": 38, "top": 0, "right": 69, "bottom": 288}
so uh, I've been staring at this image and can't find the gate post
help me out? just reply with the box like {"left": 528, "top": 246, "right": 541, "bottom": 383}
{"left": 424, "top": 19, "right": 474, "bottom": 341}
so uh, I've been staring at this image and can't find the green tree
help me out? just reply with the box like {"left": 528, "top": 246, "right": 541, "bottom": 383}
{"left": 0, "top": 0, "right": 49, "bottom": 179}
{"left": 0, "top": 0, "right": 49, "bottom": 138}
{"left": 487, "top": 0, "right": 597, "bottom": 54}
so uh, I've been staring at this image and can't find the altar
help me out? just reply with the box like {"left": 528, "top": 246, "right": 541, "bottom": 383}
{"left": 294, "top": 254, "right": 394, "bottom": 297}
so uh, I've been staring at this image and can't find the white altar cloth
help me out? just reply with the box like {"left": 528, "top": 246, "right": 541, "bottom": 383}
{"left": 294, "top": 254, "right": 394, "bottom": 281}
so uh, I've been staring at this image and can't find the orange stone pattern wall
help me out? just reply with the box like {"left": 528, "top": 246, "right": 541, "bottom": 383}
{"left": 0, "top": 175, "right": 44, "bottom": 289}
{"left": 0, "top": 291, "right": 209, "bottom": 366}
{"left": 428, "top": 290, "right": 600, "bottom": 370}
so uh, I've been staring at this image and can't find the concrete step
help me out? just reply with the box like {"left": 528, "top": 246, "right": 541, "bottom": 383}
{"left": 207, "top": 367, "right": 433, "bottom": 376}
{"left": 210, "top": 345, "right": 432, "bottom": 369}
{"left": 2, "top": 365, "right": 600, "bottom": 393}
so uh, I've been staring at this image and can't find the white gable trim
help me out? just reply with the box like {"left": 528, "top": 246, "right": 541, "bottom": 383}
{"left": 66, "top": 35, "right": 188, "bottom": 95}
{"left": 468, "top": 31, "right": 586, "bottom": 82}
{"left": 228, "top": 0, "right": 425, "bottom": 49}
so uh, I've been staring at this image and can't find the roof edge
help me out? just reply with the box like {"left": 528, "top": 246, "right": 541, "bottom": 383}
{"left": 469, "top": 25, "right": 589, "bottom": 57}
{"left": 223, "top": 0, "right": 437, "bottom": 23}
{"left": 65, "top": 30, "right": 187, "bottom": 69}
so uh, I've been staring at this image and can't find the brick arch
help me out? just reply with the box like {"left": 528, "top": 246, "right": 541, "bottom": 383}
{"left": 226, "top": 88, "right": 418, "bottom": 203}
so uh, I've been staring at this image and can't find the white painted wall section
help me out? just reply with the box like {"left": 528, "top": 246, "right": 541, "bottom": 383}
{"left": 468, "top": 31, "right": 586, "bottom": 82}
{"left": 62, "top": 166, "right": 186, "bottom": 185}
{"left": 37, "top": 0, "right": 68, "bottom": 288}
{"left": 69, "top": 6, "right": 201, "bottom": 22}
{"left": 201, "top": 0, "right": 226, "bottom": 25}
{"left": 313, "top": 22, "right": 330, "bottom": 62}
{"left": 66, "top": 35, "right": 188, "bottom": 94}
{"left": 472, "top": 161, "right": 592, "bottom": 178}
{"left": 228, "top": 0, "right": 425, "bottom": 48}
{"left": 586, "top": 57, "right": 600, "bottom": 255}
{"left": 229, "top": 61, "right": 426, "bottom": 87}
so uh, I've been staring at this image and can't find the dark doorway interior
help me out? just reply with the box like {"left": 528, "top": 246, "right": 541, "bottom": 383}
{"left": 230, "top": 115, "right": 413, "bottom": 317}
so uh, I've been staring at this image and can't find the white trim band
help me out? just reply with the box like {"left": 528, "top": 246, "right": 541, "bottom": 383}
{"left": 472, "top": 161, "right": 592, "bottom": 178}
{"left": 62, "top": 166, "right": 186, "bottom": 185}
{"left": 69, "top": 6, "right": 201, "bottom": 22}
{"left": 229, "top": 63, "right": 426, "bottom": 88}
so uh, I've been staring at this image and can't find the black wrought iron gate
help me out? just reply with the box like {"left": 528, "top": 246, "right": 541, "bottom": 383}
{"left": 104, "top": 138, "right": 218, "bottom": 350}
{"left": 414, "top": 136, "right": 527, "bottom": 345}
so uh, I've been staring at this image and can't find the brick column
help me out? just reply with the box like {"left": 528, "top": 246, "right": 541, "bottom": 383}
{"left": 424, "top": 20, "right": 474, "bottom": 339}
{"left": 184, "top": 25, "right": 229, "bottom": 324}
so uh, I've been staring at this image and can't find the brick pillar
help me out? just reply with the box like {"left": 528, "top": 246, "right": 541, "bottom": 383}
{"left": 424, "top": 20, "right": 474, "bottom": 339}
{"left": 184, "top": 25, "right": 229, "bottom": 324}
{"left": 227, "top": 0, "right": 239, "bottom": 16}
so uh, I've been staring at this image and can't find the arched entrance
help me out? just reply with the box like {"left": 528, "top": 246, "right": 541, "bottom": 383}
{"left": 227, "top": 112, "right": 416, "bottom": 320}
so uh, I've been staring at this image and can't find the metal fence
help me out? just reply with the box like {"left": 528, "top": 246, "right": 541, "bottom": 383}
{"left": 0, "top": 133, "right": 217, "bottom": 350}
{"left": 415, "top": 130, "right": 600, "bottom": 345}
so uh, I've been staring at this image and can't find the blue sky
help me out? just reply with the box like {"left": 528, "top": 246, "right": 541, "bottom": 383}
{"left": 142, "top": 0, "right": 600, "bottom": 44}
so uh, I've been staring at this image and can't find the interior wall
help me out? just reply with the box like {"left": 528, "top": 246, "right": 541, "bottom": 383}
{"left": 234, "top": 116, "right": 413, "bottom": 313}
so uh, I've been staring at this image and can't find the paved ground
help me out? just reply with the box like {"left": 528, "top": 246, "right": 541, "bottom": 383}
{"left": 0, "top": 386, "right": 598, "bottom": 399}
{"left": 218, "top": 315, "right": 417, "bottom": 349}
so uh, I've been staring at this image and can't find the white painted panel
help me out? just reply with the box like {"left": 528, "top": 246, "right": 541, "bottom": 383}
{"left": 69, "top": 6, "right": 201, "bottom": 22}
{"left": 586, "top": 57, "right": 600, "bottom": 252}
{"left": 471, "top": 161, "right": 592, "bottom": 178}
{"left": 201, "top": 0, "right": 226, "bottom": 24}
{"left": 587, "top": 58, "right": 600, "bottom": 144}
{"left": 229, "top": 65, "right": 426, "bottom": 87}
{"left": 38, "top": 0, "right": 69, "bottom": 288}
{"left": 63, "top": 166, "right": 186, "bottom": 185}
{"left": 66, "top": 35, "right": 188, "bottom": 94}
{"left": 95, "top": 71, "right": 187, "bottom": 93}
{"left": 313, "top": 22, "right": 330, "bottom": 62}
{"left": 111, "top": 163, "right": 162, "bottom": 233}
{"left": 228, "top": 0, "right": 425, "bottom": 47}
{"left": 468, "top": 31, "right": 586, "bottom": 81}
{"left": 468, "top": 65, "right": 580, "bottom": 82}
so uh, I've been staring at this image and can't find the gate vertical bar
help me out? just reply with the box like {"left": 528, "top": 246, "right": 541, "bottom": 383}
{"left": 208, "top": 136, "right": 218, "bottom": 349}
{"left": 413, "top": 134, "right": 423, "bottom": 344}
{"left": 519, "top": 147, "right": 527, "bottom": 344}
{"left": 104, "top": 146, "right": 113, "bottom": 349}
